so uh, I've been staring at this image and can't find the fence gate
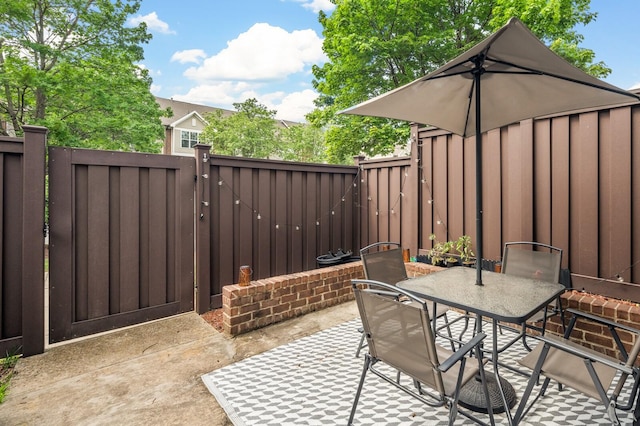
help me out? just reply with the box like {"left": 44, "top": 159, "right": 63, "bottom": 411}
{"left": 48, "top": 147, "right": 195, "bottom": 343}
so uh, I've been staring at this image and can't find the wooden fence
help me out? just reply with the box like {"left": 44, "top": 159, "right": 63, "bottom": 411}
{"left": 194, "top": 145, "right": 360, "bottom": 312}
{"left": 4, "top": 95, "right": 640, "bottom": 357}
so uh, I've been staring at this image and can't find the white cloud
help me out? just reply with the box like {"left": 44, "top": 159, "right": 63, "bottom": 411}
{"left": 150, "top": 84, "right": 162, "bottom": 94}
{"left": 300, "top": 0, "right": 336, "bottom": 13}
{"left": 183, "top": 23, "right": 325, "bottom": 82}
{"left": 171, "top": 49, "right": 207, "bottom": 64}
{"left": 128, "top": 12, "right": 175, "bottom": 35}
{"left": 288, "top": 0, "right": 336, "bottom": 13}
{"left": 630, "top": 81, "right": 640, "bottom": 90}
{"left": 265, "top": 89, "right": 318, "bottom": 122}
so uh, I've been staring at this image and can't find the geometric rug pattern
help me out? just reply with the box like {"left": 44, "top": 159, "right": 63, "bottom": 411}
{"left": 202, "top": 313, "right": 635, "bottom": 425}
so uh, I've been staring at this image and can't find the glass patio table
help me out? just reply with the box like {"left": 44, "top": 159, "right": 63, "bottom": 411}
{"left": 397, "top": 266, "right": 566, "bottom": 425}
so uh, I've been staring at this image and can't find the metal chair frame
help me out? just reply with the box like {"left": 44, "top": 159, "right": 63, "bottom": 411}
{"left": 501, "top": 241, "right": 564, "bottom": 350}
{"left": 515, "top": 308, "right": 640, "bottom": 425}
{"left": 349, "top": 279, "right": 495, "bottom": 426}
{"left": 356, "top": 242, "right": 452, "bottom": 357}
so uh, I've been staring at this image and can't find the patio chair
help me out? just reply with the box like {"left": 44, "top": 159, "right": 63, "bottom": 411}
{"left": 349, "top": 279, "right": 494, "bottom": 426}
{"left": 514, "top": 308, "right": 640, "bottom": 425}
{"left": 501, "top": 241, "right": 564, "bottom": 350}
{"left": 355, "top": 242, "right": 451, "bottom": 357}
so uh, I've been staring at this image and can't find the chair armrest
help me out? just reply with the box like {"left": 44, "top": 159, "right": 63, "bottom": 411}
{"left": 362, "top": 289, "right": 403, "bottom": 300}
{"left": 439, "top": 332, "right": 486, "bottom": 372}
{"left": 530, "top": 334, "right": 634, "bottom": 375}
{"left": 566, "top": 308, "right": 640, "bottom": 335}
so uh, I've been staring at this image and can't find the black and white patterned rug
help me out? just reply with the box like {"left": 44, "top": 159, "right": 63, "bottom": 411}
{"left": 202, "top": 313, "right": 634, "bottom": 425}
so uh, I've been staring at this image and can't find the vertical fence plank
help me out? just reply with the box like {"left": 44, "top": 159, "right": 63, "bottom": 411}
{"left": 551, "top": 116, "right": 571, "bottom": 256}
{"left": 87, "top": 165, "right": 110, "bottom": 318}
{"left": 120, "top": 167, "right": 140, "bottom": 312}
{"left": 608, "top": 107, "right": 632, "bottom": 281}
{"left": 571, "top": 113, "right": 599, "bottom": 277}
{"left": 483, "top": 129, "right": 502, "bottom": 260}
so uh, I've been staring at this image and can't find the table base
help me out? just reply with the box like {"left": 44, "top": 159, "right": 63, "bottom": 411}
{"left": 458, "top": 371, "right": 517, "bottom": 414}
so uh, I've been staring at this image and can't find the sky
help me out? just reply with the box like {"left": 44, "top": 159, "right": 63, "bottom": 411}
{"left": 130, "top": 0, "right": 640, "bottom": 123}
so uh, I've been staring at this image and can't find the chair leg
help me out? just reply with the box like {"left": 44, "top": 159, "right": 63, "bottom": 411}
{"left": 355, "top": 331, "right": 366, "bottom": 357}
{"left": 348, "top": 354, "right": 371, "bottom": 425}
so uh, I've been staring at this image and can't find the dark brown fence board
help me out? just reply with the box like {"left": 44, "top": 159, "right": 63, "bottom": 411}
{"left": 148, "top": 168, "right": 168, "bottom": 307}
{"left": 275, "top": 170, "right": 288, "bottom": 276}
{"left": 551, "top": 116, "right": 570, "bottom": 260}
{"left": 215, "top": 166, "right": 234, "bottom": 288}
{"left": 608, "top": 108, "right": 632, "bottom": 281}
{"left": 290, "top": 172, "right": 303, "bottom": 271}
{"left": 119, "top": 167, "right": 140, "bottom": 312}
{"left": 419, "top": 132, "right": 434, "bottom": 250}
{"left": 484, "top": 129, "right": 502, "bottom": 260}
{"left": 571, "top": 113, "right": 598, "bottom": 277}
{"left": 87, "top": 165, "right": 110, "bottom": 319}
{"left": 49, "top": 147, "right": 74, "bottom": 342}
{"left": 0, "top": 154, "right": 4, "bottom": 336}
{"left": 239, "top": 167, "right": 253, "bottom": 274}
{"left": 366, "top": 168, "right": 379, "bottom": 244}
{"left": 305, "top": 173, "right": 319, "bottom": 266}
{"left": 3, "top": 155, "right": 22, "bottom": 338}
{"left": 533, "top": 119, "right": 552, "bottom": 249}
{"left": 633, "top": 108, "right": 640, "bottom": 285}
{"left": 256, "top": 168, "right": 271, "bottom": 278}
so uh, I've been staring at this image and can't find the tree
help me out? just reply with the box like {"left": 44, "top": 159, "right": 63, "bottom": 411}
{"left": 310, "top": 0, "right": 607, "bottom": 163}
{"left": 0, "top": 0, "right": 168, "bottom": 152}
{"left": 201, "top": 98, "right": 280, "bottom": 159}
{"left": 277, "top": 123, "right": 326, "bottom": 163}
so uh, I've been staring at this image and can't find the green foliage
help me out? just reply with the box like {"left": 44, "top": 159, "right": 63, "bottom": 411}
{"left": 202, "top": 98, "right": 327, "bottom": 163}
{"left": 202, "top": 98, "right": 280, "bottom": 158}
{"left": 0, "top": 351, "right": 20, "bottom": 404}
{"left": 310, "top": 0, "right": 608, "bottom": 162}
{"left": 455, "top": 235, "right": 475, "bottom": 263}
{"left": 278, "top": 123, "right": 326, "bottom": 163}
{"left": 0, "top": 0, "right": 169, "bottom": 152}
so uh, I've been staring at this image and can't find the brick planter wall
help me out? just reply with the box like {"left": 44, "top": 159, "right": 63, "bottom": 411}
{"left": 222, "top": 261, "right": 440, "bottom": 335}
{"left": 222, "top": 261, "right": 640, "bottom": 360}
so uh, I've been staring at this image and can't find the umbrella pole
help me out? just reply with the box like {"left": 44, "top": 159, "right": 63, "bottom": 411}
{"left": 474, "top": 67, "right": 483, "bottom": 286}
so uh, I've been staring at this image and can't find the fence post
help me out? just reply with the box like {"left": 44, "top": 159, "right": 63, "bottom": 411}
{"left": 194, "top": 144, "right": 212, "bottom": 313}
{"left": 22, "top": 125, "right": 47, "bottom": 356}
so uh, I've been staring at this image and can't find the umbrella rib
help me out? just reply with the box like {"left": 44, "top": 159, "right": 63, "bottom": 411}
{"left": 485, "top": 57, "right": 640, "bottom": 100}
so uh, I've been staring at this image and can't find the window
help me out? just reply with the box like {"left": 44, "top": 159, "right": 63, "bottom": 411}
{"left": 180, "top": 130, "right": 199, "bottom": 148}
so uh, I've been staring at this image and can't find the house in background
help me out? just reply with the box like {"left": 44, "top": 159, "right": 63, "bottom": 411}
{"left": 156, "top": 96, "right": 300, "bottom": 157}
{"left": 156, "top": 96, "right": 235, "bottom": 156}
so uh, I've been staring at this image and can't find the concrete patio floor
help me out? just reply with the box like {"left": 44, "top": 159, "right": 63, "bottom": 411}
{"left": 0, "top": 301, "right": 359, "bottom": 425}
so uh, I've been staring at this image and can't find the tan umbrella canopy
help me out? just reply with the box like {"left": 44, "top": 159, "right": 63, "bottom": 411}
{"left": 342, "top": 17, "right": 640, "bottom": 285}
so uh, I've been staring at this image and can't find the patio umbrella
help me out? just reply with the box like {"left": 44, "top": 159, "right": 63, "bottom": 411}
{"left": 342, "top": 17, "right": 640, "bottom": 285}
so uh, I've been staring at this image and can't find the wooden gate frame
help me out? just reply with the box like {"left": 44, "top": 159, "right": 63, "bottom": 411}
{"left": 48, "top": 147, "right": 195, "bottom": 343}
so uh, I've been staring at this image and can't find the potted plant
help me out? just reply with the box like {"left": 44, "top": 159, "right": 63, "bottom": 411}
{"left": 455, "top": 235, "right": 475, "bottom": 267}
{"left": 428, "top": 234, "right": 448, "bottom": 267}
{"left": 443, "top": 240, "right": 460, "bottom": 266}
